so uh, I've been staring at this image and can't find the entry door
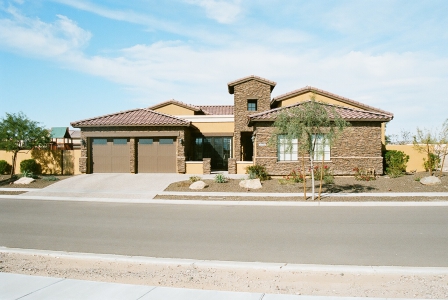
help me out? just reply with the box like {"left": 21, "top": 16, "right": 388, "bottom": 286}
{"left": 202, "top": 137, "right": 232, "bottom": 170}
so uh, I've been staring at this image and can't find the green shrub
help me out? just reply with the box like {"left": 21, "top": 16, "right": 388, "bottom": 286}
{"left": 189, "top": 176, "right": 201, "bottom": 183}
{"left": 246, "top": 165, "right": 270, "bottom": 181}
{"left": 0, "top": 160, "right": 12, "bottom": 175}
{"left": 384, "top": 150, "right": 409, "bottom": 178}
{"left": 279, "top": 168, "right": 304, "bottom": 184}
{"left": 20, "top": 159, "right": 40, "bottom": 175}
{"left": 214, "top": 173, "right": 228, "bottom": 183}
{"left": 42, "top": 175, "right": 59, "bottom": 181}
{"left": 314, "top": 164, "right": 334, "bottom": 184}
{"left": 423, "top": 153, "right": 440, "bottom": 172}
{"left": 353, "top": 167, "right": 376, "bottom": 181}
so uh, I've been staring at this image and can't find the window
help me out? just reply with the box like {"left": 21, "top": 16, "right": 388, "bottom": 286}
{"left": 312, "top": 134, "right": 330, "bottom": 161}
{"left": 247, "top": 99, "right": 257, "bottom": 111}
{"left": 277, "top": 135, "right": 298, "bottom": 161}
{"left": 92, "top": 138, "right": 107, "bottom": 145}
{"left": 113, "top": 138, "right": 127, "bottom": 145}
{"left": 139, "top": 138, "right": 153, "bottom": 145}
{"left": 159, "top": 138, "right": 173, "bottom": 144}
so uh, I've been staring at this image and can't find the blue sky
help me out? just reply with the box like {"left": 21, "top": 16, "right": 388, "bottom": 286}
{"left": 1, "top": 0, "right": 447, "bottom": 137}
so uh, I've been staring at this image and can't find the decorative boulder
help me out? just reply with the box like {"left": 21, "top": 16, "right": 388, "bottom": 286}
{"left": 239, "top": 179, "right": 262, "bottom": 190}
{"left": 189, "top": 181, "right": 208, "bottom": 190}
{"left": 420, "top": 176, "right": 441, "bottom": 185}
{"left": 14, "top": 177, "right": 35, "bottom": 184}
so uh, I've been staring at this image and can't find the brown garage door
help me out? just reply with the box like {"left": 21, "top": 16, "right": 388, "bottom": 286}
{"left": 92, "top": 138, "right": 130, "bottom": 173}
{"left": 138, "top": 138, "right": 176, "bottom": 173}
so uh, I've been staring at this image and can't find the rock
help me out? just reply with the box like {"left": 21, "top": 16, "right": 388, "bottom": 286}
{"left": 189, "top": 181, "right": 208, "bottom": 190}
{"left": 239, "top": 179, "right": 262, "bottom": 190}
{"left": 14, "top": 177, "right": 35, "bottom": 184}
{"left": 420, "top": 176, "right": 441, "bottom": 185}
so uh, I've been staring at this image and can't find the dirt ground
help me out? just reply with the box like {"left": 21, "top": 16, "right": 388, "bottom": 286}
{"left": 164, "top": 172, "right": 448, "bottom": 194}
{"left": 1, "top": 252, "right": 447, "bottom": 299}
{"left": 0, "top": 175, "right": 71, "bottom": 195}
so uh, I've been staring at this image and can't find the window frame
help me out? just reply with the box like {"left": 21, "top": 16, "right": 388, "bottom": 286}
{"left": 277, "top": 135, "right": 298, "bottom": 161}
{"left": 312, "top": 134, "right": 330, "bottom": 161}
{"left": 247, "top": 99, "right": 258, "bottom": 111}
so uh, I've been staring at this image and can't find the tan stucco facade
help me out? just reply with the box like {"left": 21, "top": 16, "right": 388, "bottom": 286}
{"left": 153, "top": 104, "right": 196, "bottom": 115}
{"left": 275, "top": 92, "right": 359, "bottom": 109}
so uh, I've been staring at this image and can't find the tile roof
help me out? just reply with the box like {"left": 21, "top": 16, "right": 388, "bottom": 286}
{"left": 271, "top": 86, "right": 393, "bottom": 117}
{"left": 148, "top": 99, "right": 202, "bottom": 112}
{"left": 248, "top": 100, "right": 393, "bottom": 124}
{"left": 227, "top": 75, "right": 277, "bottom": 94}
{"left": 70, "top": 108, "right": 190, "bottom": 127}
{"left": 199, "top": 105, "right": 234, "bottom": 115}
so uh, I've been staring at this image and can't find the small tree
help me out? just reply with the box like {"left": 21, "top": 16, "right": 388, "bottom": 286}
{"left": 0, "top": 112, "right": 50, "bottom": 178}
{"left": 413, "top": 122, "right": 448, "bottom": 177}
{"left": 271, "top": 99, "right": 349, "bottom": 200}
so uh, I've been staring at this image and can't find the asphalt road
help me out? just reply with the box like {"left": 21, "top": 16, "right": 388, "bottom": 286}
{"left": 1, "top": 199, "right": 447, "bottom": 267}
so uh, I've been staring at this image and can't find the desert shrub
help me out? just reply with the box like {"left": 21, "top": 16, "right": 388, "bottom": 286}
{"left": 384, "top": 150, "right": 409, "bottom": 178}
{"left": 424, "top": 153, "right": 440, "bottom": 172}
{"left": 314, "top": 165, "right": 334, "bottom": 184}
{"left": 0, "top": 160, "right": 12, "bottom": 175}
{"left": 189, "top": 176, "right": 201, "bottom": 183}
{"left": 279, "top": 168, "right": 304, "bottom": 184}
{"left": 214, "top": 173, "right": 228, "bottom": 183}
{"left": 42, "top": 175, "right": 59, "bottom": 181}
{"left": 246, "top": 165, "right": 270, "bottom": 181}
{"left": 20, "top": 159, "right": 40, "bottom": 175}
{"left": 353, "top": 167, "right": 376, "bottom": 181}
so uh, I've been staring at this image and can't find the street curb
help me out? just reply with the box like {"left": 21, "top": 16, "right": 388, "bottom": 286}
{"left": 1, "top": 194, "right": 448, "bottom": 206}
{"left": 2, "top": 247, "right": 448, "bottom": 275}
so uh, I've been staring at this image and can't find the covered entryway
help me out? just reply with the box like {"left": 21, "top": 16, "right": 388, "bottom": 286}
{"left": 138, "top": 138, "right": 176, "bottom": 173}
{"left": 91, "top": 138, "right": 130, "bottom": 173}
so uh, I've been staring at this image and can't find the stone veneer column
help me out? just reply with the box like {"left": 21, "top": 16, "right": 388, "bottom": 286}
{"left": 203, "top": 158, "right": 211, "bottom": 174}
{"left": 130, "top": 138, "right": 136, "bottom": 173}
{"left": 177, "top": 156, "right": 186, "bottom": 173}
{"left": 227, "top": 158, "right": 237, "bottom": 174}
{"left": 79, "top": 132, "right": 88, "bottom": 174}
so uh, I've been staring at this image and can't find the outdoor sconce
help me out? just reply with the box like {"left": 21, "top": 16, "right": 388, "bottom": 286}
{"left": 251, "top": 134, "right": 255, "bottom": 143}
{"left": 179, "top": 138, "right": 184, "bottom": 145}
{"left": 81, "top": 138, "right": 87, "bottom": 147}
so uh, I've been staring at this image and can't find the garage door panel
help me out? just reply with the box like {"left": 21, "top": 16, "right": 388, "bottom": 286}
{"left": 92, "top": 138, "right": 129, "bottom": 173}
{"left": 138, "top": 138, "right": 176, "bottom": 173}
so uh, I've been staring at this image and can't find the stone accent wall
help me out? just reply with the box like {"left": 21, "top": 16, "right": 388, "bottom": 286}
{"left": 203, "top": 158, "right": 211, "bottom": 174}
{"left": 177, "top": 156, "right": 186, "bottom": 173}
{"left": 130, "top": 138, "right": 136, "bottom": 173}
{"left": 233, "top": 80, "right": 272, "bottom": 161}
{"left": 253, "top": 121, "right": 385, "bottom": 175}
{"left": 228, "top": 158, "right": 237, "bottom": 174}
{"left": 79, "top": 131, "right": 88, "bottom": 173}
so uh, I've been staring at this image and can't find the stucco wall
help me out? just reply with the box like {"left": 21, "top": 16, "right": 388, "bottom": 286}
{"left": 384, "top": 144, "right": 445, "bottom": 172}
{"left": 276, "top": 92, "right": 359, "bottom": 110}
{"left": 153, "top": 104, "right": 195, "bottom": 115}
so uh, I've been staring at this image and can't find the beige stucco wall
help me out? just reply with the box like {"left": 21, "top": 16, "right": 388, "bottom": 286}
{"left": 237, "top": 161, "right": 253, "bottom": 174}
{"left": 185, "top": 162, "right": 203, "bottom": 174}
{"left": 277, "top": 92, "right": 360, "bottom": 109}
{"left": 153, "top": 104, "right": 195, "bottom": 116}
{"left": 385, "top": 145, "right": 427, "bottom": 172}
{"left": 0, "top": 150, "right": 81, "bottom": 175}
{"left": 192, "top": 122, "right": 234, "bottom": 133}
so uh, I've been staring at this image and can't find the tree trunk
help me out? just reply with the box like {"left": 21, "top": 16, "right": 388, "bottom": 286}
{"left": 310, "top": 157, "right": 315, "bottom": 201}
{"left": 10, "top": 151, "right": 18, "bottom": 179}
{"left": 302, "top": 152, "right": 306, "bottom": 200}
{"left": 318, "top": 154, "right": 324, "bottom": 201}
{"left": 427, "top": 143, "right": 432, "bottom": 176}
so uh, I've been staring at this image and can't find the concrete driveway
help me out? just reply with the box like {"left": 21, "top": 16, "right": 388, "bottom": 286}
{"left": 24, "top": 173, "right": 193, "bottom": 200}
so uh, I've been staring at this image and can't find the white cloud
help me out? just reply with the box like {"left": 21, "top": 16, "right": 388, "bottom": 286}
{"left": 185, "top": 0, "right": 242, "bottom": 24}
{"left": 0, "top": 7, "right": 91, "bottom": 57}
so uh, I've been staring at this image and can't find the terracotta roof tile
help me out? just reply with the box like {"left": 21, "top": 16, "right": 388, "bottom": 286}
{"left": 271, "top": 86, "right": 393, "bottom": 117}
{"left": 71, "top": 108, "right": 190, "bottom": 127}
{"left": 227, "top": 75, "right": 277, "bottom": 94}
{"left": 199, "top": 105, "right": 234, "bottom": 115}
{"left": 249, "top": 101, "right": 393, "bottom": 124}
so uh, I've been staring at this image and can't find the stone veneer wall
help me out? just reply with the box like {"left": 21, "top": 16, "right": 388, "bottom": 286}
{"left": 203, "top": 158, "right": 211, "bottom": 174}
{"left": 227, "top": 158, "right": 237, "bottom": 174}
{"left": 78, "top": 126, "right": 188, "bottom": 174}
{"left": 233, "top": 80, "right": 272, "bottom": 161}
{"left": 253, "top": 121, "right": 384, "bottom": 175}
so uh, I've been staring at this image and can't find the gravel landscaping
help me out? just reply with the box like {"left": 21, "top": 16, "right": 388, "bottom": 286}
{"left": 0, "top": 175, "right": 72, "bottom": 195}
{"left": 163, "top": 172, "right": 448, "bottom": 194}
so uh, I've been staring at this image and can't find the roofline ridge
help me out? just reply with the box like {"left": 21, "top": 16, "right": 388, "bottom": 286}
{"left": 70, "top": 108, "right": 143, "bottom": 126}
{"left": 148, "top": 99, "right": 201, "bottom": 112}
{"left": 141, "top": 108, "right": 190, "bottom": 123}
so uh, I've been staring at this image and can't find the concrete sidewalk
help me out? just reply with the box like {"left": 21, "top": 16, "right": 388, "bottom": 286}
{"left": 0, "top": 272, "right": 419, "bottom": 300}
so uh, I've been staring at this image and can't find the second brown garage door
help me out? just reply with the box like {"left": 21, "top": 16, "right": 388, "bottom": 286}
{"left": 138, "top": 138, "right": 176, "bottom": 173}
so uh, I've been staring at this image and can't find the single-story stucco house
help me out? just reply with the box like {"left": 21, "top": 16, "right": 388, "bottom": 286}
{"left": 70, "top": 75, "right": 393, "bottom": 175}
